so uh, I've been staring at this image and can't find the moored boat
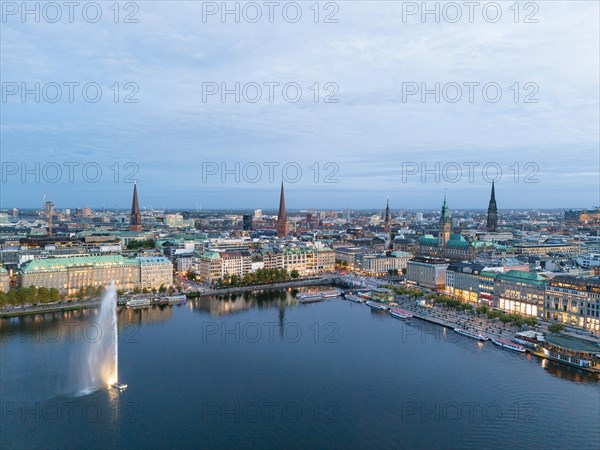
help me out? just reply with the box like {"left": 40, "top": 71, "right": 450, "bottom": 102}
{"left": 344, "top": 294, "right": 364, "bottom": 303}
{"left": 390, "top": 307, "right": 413, "bottom": 318}
{"left": 492, "top": 338, "right": 526, "bottom": 352}
{"left": 319, "top": 289, "right": 342, "bottom": 298}
{"left": 454, "top": 328, "right": 489, "bottom": 341}
{"left": 390, "top": 309, "right": 410, "bottom": 320}
{"left": 366, "top": 300, "right": 389, "bottom": 311}
{"left": 126, "top": 298, "right": 151, "bottom": 308}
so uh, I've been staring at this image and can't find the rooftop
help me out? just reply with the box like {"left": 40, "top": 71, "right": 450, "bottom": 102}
{"left": 544, "top": 333, "right": 600, "bottom": 353}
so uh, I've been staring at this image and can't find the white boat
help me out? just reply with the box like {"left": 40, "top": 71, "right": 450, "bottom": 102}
{"left": 319, "top": 289, "right": 341, "bottom": 298}
{"left": 454, "top": 328, "right": 489, "bottom": 341}
{"left": 390, "top": 308, "right": 413, "bottom": 319}
{"left": 163, "top": 295, "right": 187, "bottom": 304}
{"left": 492, "top": 338, "right": 526, "bottom": 353}
{"left": 366, "top": 300, "right": 388, "bottom": 311}
{"left": 344, "top": 294, "right": 363, "bottom": 303}
{"left": 126, "top": 298, "right": 151, "bottom": 308}
{"left": 111, "top": 382, "right": 128, "bottom": 391}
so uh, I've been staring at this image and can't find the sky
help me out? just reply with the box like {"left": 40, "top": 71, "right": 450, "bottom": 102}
{"left": 1, "top": 1, "right": 599, "bottom": 210}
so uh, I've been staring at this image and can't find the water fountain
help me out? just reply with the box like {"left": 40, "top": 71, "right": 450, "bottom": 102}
{"left": 72, "top": 283, "right": 126, "bottom": 394}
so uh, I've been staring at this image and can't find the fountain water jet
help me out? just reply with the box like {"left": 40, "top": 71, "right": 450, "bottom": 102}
{"left": 72, "top": 283, "right": 122, "bottom": 395}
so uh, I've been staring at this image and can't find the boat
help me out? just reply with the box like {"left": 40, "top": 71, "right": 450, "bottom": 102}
{"left": 344, "top": 294, "right": 364, "bottom": 303}
{"left": 454, "top": 328, "right": 489, "bottom": 341}
{"left": 162, "top": 295, "right": 187, "bottom": 304}
{"left": 297, "top": 289, "right": 341, "bottom": 303}
{"left": 492, "top": 338, "right": 526, "bottom": 352}
{"left": 391, "top": 308, "right": 413, "bottom": 318}
{"left": 297, "top": 291, "right": 320, "bottom": 300}
{"left": 390, "top": 308, "right": 413, "bottom": 319}
{"left": 126, "top": 298, "right": 151, "bottom": 308}
{"left": 319, "top": 289, "right": 342, "bottom": 298}
{"left": 366, "top": 300, "right": 389, "bottom": 311}
{"left": 111, "top": 382, "right": 128, "bottom": 391}
{"left": 513, "top": 331, "right": 544, "bottom": 349}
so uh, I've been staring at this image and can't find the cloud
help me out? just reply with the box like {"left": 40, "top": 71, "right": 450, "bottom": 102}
{"left": 1, "top": 1, "right": 598, "bottom": 208}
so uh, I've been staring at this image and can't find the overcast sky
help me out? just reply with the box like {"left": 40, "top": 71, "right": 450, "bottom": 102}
{"left": 1, "top": 1, "right": 599, "bottom": 210}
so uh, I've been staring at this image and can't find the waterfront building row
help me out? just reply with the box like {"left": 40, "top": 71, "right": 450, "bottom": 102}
{"left": 19, "top": 255, "right": 173, "bottom": 296}
{"left": 406, "top": 259, "right": 600, "bottom": 332}
{"left": 192, "top": 247, "right": 335, "bottom": 282}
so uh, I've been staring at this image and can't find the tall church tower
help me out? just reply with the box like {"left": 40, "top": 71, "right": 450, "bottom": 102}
{"left": 438, "top": 192, "right": 451, "bottom": 248}
{"left": 486, "top": 182, "right": 498, "bottom": 232}
{"left": 384, "top": 198, "right": 393, "bottom": 251}
{"left": 276, "top": 182, "right": 288, "bottom": 238}
{"left": 384, "top": 198, "right": 392, "bottom": 234}
{"left": 129, "top": 182, "right": 142, "bottom": 232}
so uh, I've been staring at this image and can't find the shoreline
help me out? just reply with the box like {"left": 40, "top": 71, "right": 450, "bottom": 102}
{"left": 0, "top": 277, "right": 331, "bottom": 318}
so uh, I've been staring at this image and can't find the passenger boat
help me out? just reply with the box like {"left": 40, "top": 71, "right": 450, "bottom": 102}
{"left": 344, "top": 294, "right": 364, "bottom": 303}
{"left": 454, "top": 328, "right": 489, "bottom": 341}
{"left": 162, "top": 295, "right": 187, "bottom": 304}
{"left": 297, "top": 289, "right": 341, "bottom": 303}
{"left": 389, "top": 308, "right": 413, "bottom": 319}
{"left": 513, "top": 331, "right": 544, "bottom": 349}
{"left": 366, "top": 300, "right": 389, "bottom": 311}
{"left": 492, "top": 338, "right": 526, "bottom": 352}
{"left": 126, "top": 298, "right": 151, "bottom": 308}
{"left": 319, "top": 289, "right": 342, "bottom": 298}
{"left": 391, "top": 308, "right": 413, "bottom": 318}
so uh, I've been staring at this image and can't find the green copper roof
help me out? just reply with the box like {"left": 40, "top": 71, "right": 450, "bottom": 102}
{"left": 479, "top": 271, "right": 501, "bottom": 279}
{"left": 497, "top": 270, "right": 547, "bottom": 286}
{"left": 21, "top": 255, "right": 139, "bottom": 272}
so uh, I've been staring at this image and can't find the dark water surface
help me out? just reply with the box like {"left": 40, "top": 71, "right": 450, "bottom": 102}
{"left": 1, "top": 289, "right": 599, "bottom": 449}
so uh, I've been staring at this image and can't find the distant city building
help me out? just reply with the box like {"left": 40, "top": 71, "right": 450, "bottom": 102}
{"left": 242, "top": 214, "right": 253, "bottom": 231}
{"left": 276, "top": 182, "right": 288, "bottom": 238}
{"left": 195, "top": 251, "right": 252, "bottom": 282}
{"left": 164, "top": 214, "right": 184, "bottom": 228}
{"left": 360, "top": 251, "right": 412, "bottom": 275}
{"left": 406, "top": 256, "right": 450, "bottom": 290}
{"left": 129, "top": 182, "right": 142, "bottom": 232}
{"left": 565, "top": 208, "right": 600, "bottom": 225}
{"left": 445, "top": 262, "right": 500, "bottom": 306}
{"left": 545, "top": 276, "right": 600, "bottom": 332}
{"left": 418, "top": 194, "right": 496, "bottom": 260}
{"left": 576, "top": 254, "right": 600, "bottom": 269}
{"left": 494, "top": 270, "right": 547, "bottom": 318}
{"left": 486, "top": 182, "right": 498, "bottom": 232}
{"left": 253, "top": 209, "right": 262, "bottom": 219}
{"left": 20, "top": 254, "right": 173, "bottom": 296}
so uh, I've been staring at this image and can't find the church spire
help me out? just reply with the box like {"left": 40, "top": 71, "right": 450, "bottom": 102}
{"left": 129, "top": 181, "right": 142, "bottom": 232}
{"left": 276, "top": 181, "right": 288, "bottom": 238}
{"left": 486, "top": 182, "right": 498, "bottom": 232}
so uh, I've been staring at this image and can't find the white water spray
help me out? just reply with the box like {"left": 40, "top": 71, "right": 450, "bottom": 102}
{"left": 73, "top": 283, "right": 118, "bottom": 394}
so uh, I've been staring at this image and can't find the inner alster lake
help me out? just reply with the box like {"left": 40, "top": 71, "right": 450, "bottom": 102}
{"left": 1, "top": 288, "right": 599, "bottom": 449}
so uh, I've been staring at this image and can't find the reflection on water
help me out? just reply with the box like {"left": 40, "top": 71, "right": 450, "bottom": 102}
{"left": 2, "top": 285, "right": 598, "bottom": 386}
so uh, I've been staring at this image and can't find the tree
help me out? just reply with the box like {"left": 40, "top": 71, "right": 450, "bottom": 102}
{"left": 548, "top": 323, "right": 564, "bottom": 333}
{"left": 49, "top": 288, "right": 61, "bottom": 302}
{"left": 290, "top": 269, "right": 299, "bottom": 279}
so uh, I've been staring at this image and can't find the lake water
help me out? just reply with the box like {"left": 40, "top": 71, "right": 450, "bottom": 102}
{"left": 1, "top": 288, "right": 599, "bottom": 449}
